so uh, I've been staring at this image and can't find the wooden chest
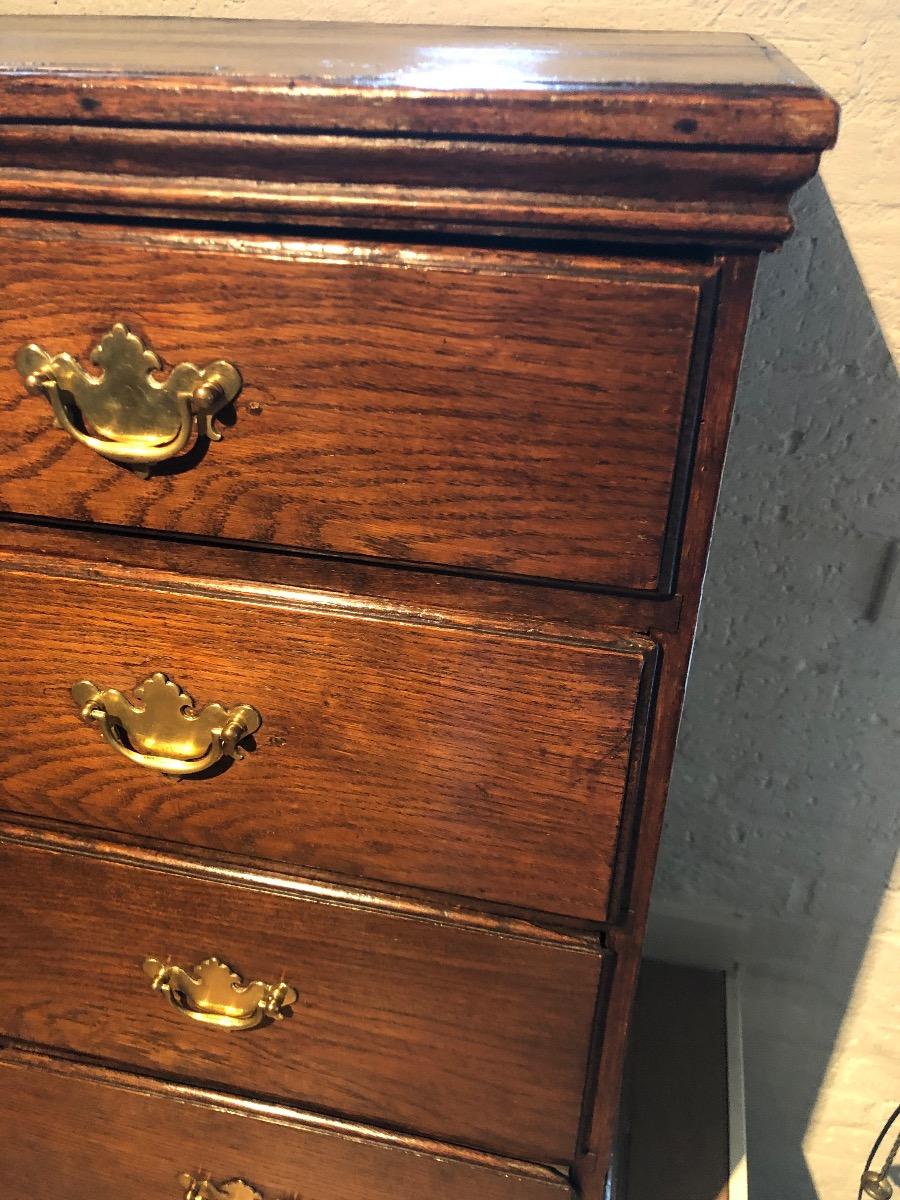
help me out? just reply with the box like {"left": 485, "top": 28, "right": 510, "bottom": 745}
{"left": 0, "top": 19, "right": 837, "bottom": 1200}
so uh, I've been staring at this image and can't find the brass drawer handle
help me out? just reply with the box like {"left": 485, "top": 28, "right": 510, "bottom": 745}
{"left": 178, "top": 1174, "right": 267, "bottom": 1200}
{"left": 72, "top": 672, "right": 261, "bottom": 776}
{"left": 146, "top": 957, "right": 298, "bottom": 1032}
{"left": 15, "top": 322, "right": 242, "bottom": 475}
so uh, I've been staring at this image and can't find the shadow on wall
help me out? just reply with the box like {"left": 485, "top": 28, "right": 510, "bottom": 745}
{"left": 648, "top": 176, "right": 900, "bottom": 1200}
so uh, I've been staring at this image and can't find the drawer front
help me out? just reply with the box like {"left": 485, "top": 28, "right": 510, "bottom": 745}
{"left": 0, "top": 1051, "right": 573, "bottom": 1200}
{"left": 0, "top": 839, "right": 604, "bottom": 1163}
{"left": 0, "top": 223, "right": 707, "bottom": 591}
{"left": 0, "top": 564, "right": 653, "bottom": 921}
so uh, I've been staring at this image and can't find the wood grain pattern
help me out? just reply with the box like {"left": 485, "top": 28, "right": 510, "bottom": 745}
{"left": 0, "top": 524, "right": 684, "bottom": 640}
{"left": 0, "top": 1048, "right": 573, "bottom": 1199}
{"left": 0, "top": 221, "right": 705, "bottom": 592}
{"left": 0, "top": 165, "right": 814, "bottom": 248}
{"left": 0, "top": 839, "right": 604, "bottom": 1163}
{"left": 574, "top": 256, "right": 761, "bottom": 1198}
{"left": 0, "top": 128, "right": 824, "bottom": 249}
{"left": 0, "top": 22, "right": 837, "bottom": 243}
{"left": 0, "top": 19, "right": 839, "bottom": 149}
{"left": 0, "top": 563, "right": 652, "bottom": 922}
{"left": 0, "top": 819, "right": 602, "bottom": 949}
{"left": 0, "top": 126, "right": 824, "bottom": 198}
{"left": 0, "top": 24, "right": 840, "bottom": 1199}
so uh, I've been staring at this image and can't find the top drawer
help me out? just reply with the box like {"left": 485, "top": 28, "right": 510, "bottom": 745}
{"left": 0, "top": 224, "right": 709, "bottom": 591}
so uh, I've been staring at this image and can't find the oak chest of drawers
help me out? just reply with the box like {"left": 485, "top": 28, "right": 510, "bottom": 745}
{"left": 0, "top": 19, "right": 837, "bottom": 1200}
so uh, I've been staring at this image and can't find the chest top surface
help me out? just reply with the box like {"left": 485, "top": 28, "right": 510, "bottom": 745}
{"left": 0, "top": 18, "right": 838, "bottom": 147}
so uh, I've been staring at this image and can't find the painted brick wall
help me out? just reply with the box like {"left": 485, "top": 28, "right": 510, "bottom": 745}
{"left": 3, "top": 2, "right": 897, "bottom": 1196}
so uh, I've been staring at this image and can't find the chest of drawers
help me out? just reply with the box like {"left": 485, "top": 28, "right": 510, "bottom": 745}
{"left": 0, "top": 18, "right": 837, "bottom": 1200}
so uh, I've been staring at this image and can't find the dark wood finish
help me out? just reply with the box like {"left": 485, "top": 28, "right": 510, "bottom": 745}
{"left": 0, "top": 134, "right": 824, "bottom": 248}
{"left": 0, "top": 220, "right": 707, "bottom": 592}
{"left": 0, "top": 562, "right": 652, "bottom": 922}
{"left": 0, "top": 20, "right": 838, "bottom": 147}
{"left": 0, "top": 22, "right": 837, "bottom": 1200}
{"left": 0, "top": 523, "right": 684, "bottom": 639}
{"left": 0, "top": 818, "right": 603, "bottom": 949}
{"left": 574, "top": 255, "right": 760, "bottom": 1197}
{"left": 0, "top": 22, "right": 836, "bottom": 244}
{"left": 0, "top": 1047, "right": 572, "bottom": 1199}
{"left": 0, "top": 838, "right": 603, "bottom": 1163}
{"left": 0, "top": 126, "right": 825, "bottom": 197}
{"left": 0, "top": 169, "right": 815, "bottom": 248}
{"left": 621, "top": 962, "right": 730, "bottom": 1200}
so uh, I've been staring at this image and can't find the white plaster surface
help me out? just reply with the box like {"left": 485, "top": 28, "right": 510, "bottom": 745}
{"left": 1, "top": 2, "right": 897, "bottom": 1197}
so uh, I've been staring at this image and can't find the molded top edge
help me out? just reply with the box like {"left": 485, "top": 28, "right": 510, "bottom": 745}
{"left": 0, "top": 19, "right": 839, "bottom": 149}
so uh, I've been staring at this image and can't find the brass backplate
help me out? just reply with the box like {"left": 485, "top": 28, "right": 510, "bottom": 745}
{"left": 16, "top": 322, "right": 241, "bottom": 473}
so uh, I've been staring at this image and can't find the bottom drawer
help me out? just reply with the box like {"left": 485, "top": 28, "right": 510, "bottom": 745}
{"left": 0, "top": 1049, "right": 573, "bottom": 1200}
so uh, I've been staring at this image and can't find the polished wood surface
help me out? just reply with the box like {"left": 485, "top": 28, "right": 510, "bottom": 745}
{"left": 0, "top": 818, "right": 604, "bottom": 948}
{"left": 0, "top": 21, "right": 838, "bottom": 1200}
{"left": 0, "top": 221, "right": 706, "bottom": 592}
{"left": 0, "top": 23, "right": 837, "bottom": 246}
{"left": 0, "top": 154, "right": 825, "bottom": 247}
{"left": 0, "top": 19, "right": 838, "bottom": 150}
{"left": 0, "top": 126, "right": 824, "bottom": 202}
{"left": 573, "top": 255, "right": 760, "bottom": 1197}
{"left": 0, "top": 25, "right": 837, "bottom": 244}
{"left": 0, "top": 839, "right": 603, "bottom": 1162}
{"left": 0, "top": 524, "right": 684, "bottom": 640}
{"left": 0, "top": 21, "right": 823, "bottom": 90}
{"left": 0, "top": 1048, "right": 573, "bottom": 1200}
{"left": 0, "top": 563, "right": 652, "bottom": 921}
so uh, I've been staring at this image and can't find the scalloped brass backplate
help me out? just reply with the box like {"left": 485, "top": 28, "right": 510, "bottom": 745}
{"left": 16, "top": 322, "right": 242, "bottom": 475}
{"left": 178, "top": 1174, "right": 266, "bottom": 1200}
{"left": 72, "top": 672, "right": 261, "bottom": 776}
{"left": 145, "top": 957, "right": 298, "bottom": 1031}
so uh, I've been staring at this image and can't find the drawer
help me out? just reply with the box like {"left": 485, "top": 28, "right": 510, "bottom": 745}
{"left": 0, "top": 1050, "right": 573, "bottom": 1200}
{"left": 0, "top": 838, "right": 605, "bottom": 1163}
{"left": 0, "top": 562, "right": 654, "bottom": 921}
{"left": 0, "top": 222, "right": 709, "bottom": 592}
